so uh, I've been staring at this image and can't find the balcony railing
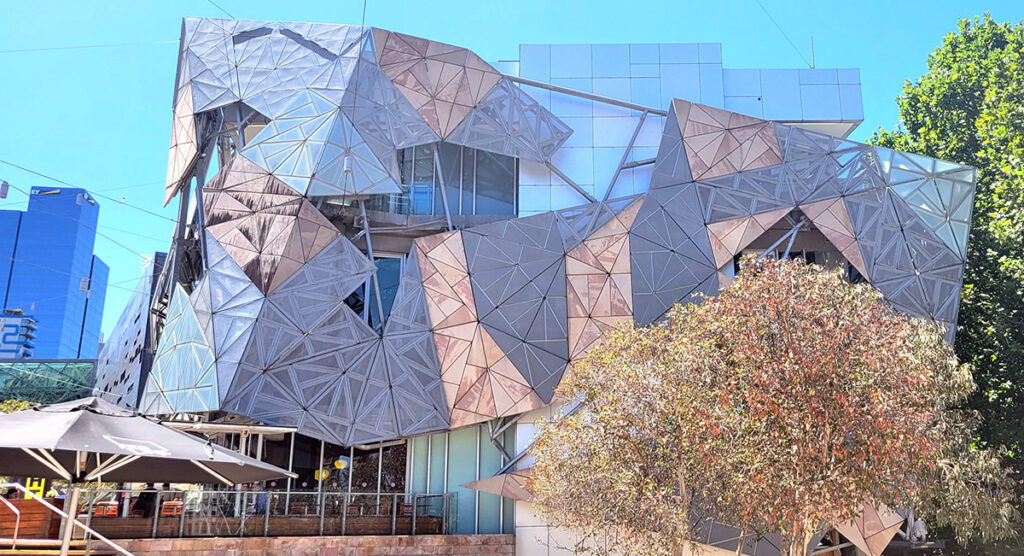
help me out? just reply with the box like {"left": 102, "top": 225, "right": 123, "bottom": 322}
{"left": 365, "top": 184, "right": 438, "bottom": 216}
{"left": 74, "top": 488, "right": 456, "bottom": 541}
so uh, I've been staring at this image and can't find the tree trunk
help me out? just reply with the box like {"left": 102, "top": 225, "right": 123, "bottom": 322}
{"left": 735, "top": 526, "right": 747, "bottom": 556}
{"left": 671, "top": 464, "right": 689, "bottom": 556}
{"left": 784, "top": 522, "right": 816, "bottom": 556}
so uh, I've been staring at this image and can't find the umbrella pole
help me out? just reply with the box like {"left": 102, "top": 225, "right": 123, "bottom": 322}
{"left": 60, "top": 485, "right": 81, "bottom": 556}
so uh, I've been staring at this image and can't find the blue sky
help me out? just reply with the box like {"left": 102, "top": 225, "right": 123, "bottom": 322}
{"left": 0, "top": 0, "right": 1020, "bottom": 341}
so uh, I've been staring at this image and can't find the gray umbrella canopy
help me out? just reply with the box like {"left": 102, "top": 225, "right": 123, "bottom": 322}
{"left": 0, "top": 397, "right": 294, "bottom": 485}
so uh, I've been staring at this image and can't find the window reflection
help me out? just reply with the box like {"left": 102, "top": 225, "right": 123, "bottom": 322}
{"left": 349, "top": 443, "right": 407, "bottom": 493}
{"left": 379, "top": 143, "right": 517, "bottom": 216}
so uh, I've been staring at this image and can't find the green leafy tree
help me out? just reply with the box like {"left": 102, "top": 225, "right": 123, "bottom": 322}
{"left": 871, "top": 15, "right": 1024, "bottom": 553}
{"left": 872, "top": 13, "right": 1024, "bottom": 465}
{"left": 0, "top": 399, "right": 35, "bottom": 414}
{"left": 530, "top": 259, "right": 1016, "bottom": 556}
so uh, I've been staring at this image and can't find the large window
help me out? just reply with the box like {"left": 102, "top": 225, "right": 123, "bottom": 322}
{"left": 346, "top": 256, "right": 405, "bottom": 331}
{"left": 374, "top": 143, "right": 517, "bottom": 217}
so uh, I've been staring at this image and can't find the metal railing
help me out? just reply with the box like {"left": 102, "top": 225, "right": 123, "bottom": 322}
{"left": 366, "top": 188, "right": 413, "bottom": 215}
{"left": 0, "top": 493, "right": 20, "bottom": 548}
{"left": 75, "top": 488, "right": 456, "bottom": 541}
{"left": 0, "top": 482, "right": 131, "bottom": 555}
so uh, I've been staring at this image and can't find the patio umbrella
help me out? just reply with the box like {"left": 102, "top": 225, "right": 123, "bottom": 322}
{"left": 0, "top": 397, "right": 296, "bottom": 556}
{"left": 0, "top": 397, "right": 294, "bottom": 484}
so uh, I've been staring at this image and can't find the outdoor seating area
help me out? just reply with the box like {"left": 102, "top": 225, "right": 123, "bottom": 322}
{"left": 67, "top": 489, "right": 453, "bottom": 541}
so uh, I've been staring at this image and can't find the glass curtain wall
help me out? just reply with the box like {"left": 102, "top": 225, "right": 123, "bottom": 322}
{"left": 346, "top": 256, "right": 405, "bottom": 331}
{"left": 408, "top": 423, "right": 516, "bottom": 535}
{"left": 382, "top": 143, "right": 517, "bottom": 217}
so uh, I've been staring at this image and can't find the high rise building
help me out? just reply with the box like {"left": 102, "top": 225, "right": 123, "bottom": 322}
{"left": 0, "top": 309, "right": 37, "bottom": 358}
{"left": 0, "top": 187, "right": 108, "bottom": 358}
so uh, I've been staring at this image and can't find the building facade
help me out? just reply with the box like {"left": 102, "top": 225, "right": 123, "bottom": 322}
{"left": 0, "top": 187, "right": 108, "bottom": 358}
{"left": 0, "top": 310, "right": 37, "bottom": 358}
{"left": 99, "top": 18, "right": 975, "bottom": 555}
{"left": 93, "top": 252, "right": 165, "bottom": 408}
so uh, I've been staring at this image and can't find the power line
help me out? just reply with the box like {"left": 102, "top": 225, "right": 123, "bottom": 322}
{"left": 0, "top": 40, "right": 177, "bottom": 55}
{"left": 17, "top": 275, "right": 151, "bottom": 308}
{"left": 0, "top": 199, "right": 167, "bottom": 255}
{"left": 0, "top": 254, "right": 157, "bottom": 319}
{"left": 92, "top": 180, "right": 166, "bottom": 195}
{"left": 0, "top": 180, "right": 169, "bottom": 259}
{"left": 0, "top": 195, "right": 167, "bottom": 241}
{"left": 6, "top": 255, "right": 147, "bottom": 296}
{"left": 206, "top": 0, "right": 234, "bottom": 18}
{"left": 0, "top": 180, "right": 166, "bottom": 209}
{"left": 753, "top": 0, "right": 813, "bottom": 68}
{"left": 0, "top": 159, "right": 177, "bottom": 223}
{"left": 98, "top": 224, "right": 171, "bottom": 244}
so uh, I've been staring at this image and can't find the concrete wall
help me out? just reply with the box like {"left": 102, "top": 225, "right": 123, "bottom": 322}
{"left": 115, "top": 534, "right": 514, "bottom": 556}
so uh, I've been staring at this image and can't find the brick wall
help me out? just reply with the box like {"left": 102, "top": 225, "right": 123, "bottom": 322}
{"left": 114, "top": 534, "right": 514, "bottom": 555}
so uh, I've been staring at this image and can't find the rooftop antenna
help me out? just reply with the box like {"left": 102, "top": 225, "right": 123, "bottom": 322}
{"left": 810, "top": 36, "right": 815, "bottom": 68}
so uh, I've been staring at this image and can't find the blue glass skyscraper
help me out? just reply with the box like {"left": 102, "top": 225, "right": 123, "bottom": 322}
{"left": 0, "top": 187, "right": 107, "bottom": 358}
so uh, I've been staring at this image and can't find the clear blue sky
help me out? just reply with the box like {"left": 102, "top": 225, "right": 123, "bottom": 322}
{"left": 0, "top": 0, "right": 1020, "bottom": 341}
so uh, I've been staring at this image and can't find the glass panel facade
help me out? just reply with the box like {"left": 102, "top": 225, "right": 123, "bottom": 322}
{"left": 448, "top": 427, "right": 478, "bottom": 535}
{"left": 380, "top": 444, "right": 407, "bottom": 493}
{"left": 474, "top": 151, "right": 517, "bottom": 216}
{"left": 273, "top": 437, "right": 407, "bottom": 496}
{"left": 0, "top": 359, "right": 95, "bottom": 404}
{"left": 431, "top": 142, "right": 454, "bottom": 216}
{"left": 408, "top": 424, "right": 517, "bottom": 534}
{"left": 367, "top": 257, "right": 403, "bottom": 328}
{"left": 351, "top": 446, "right": 381, "bottom": 492}
{"left": 374, "top": 143, "right": 517, "bottom": 217}
{"left": 411, "top": 144, "right": 435, "bottom": 214}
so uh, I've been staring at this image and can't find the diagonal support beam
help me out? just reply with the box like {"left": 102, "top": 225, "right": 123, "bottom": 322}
{"left": 21, "top": 448, "right": 71, "bottom": 481}
{"left": 83, "top": 455, "right": 141, "bottom": 482}
{"left": 756, "top": 219, "right": 804, "bottom": 262}
{"left": 546, "top": 163, "right": 598, "bottom": 204}
{"left": 504, "top": 74, "right": 668, "bottom": 117}
{"left": 191, "top": 460, "right": 233, "bottom": 486}
{"left": 433, "top": 149, "right": 454, "bottom": 231}
{"left": 601, "top": 110, "right": 648, "bottom": 204}
{"left": 359, "top": 200, "right": 387, "bottom": 330}
{"left": 497, "top": 402, "right": 584, "bottom": 475}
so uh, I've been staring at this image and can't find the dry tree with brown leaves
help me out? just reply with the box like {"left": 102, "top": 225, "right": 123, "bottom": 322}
{"left": 530, "top": 258, "right": 1017, "bottom": 556}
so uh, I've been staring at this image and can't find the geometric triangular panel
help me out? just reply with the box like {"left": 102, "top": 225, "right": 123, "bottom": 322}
{"left": 415, "top": 231, "right": 545, "bottom": 426}
{"left": 461, "top": 213, "right": 570, "bottom": 403}
{"left": 673, "top": 98, "right": 783, "bottom": 181}
{"left": 241, "top": 90, "right": 401, "bottom": 196}
{"left": 142, "top": 283, "right": 218, "bottom": 414}
{"left": 566, "top": 197, "right": 644, "bottom": 361}
{"left": 835, "top": 502, "right": 905, "bottom": 556}
{"left": 447, "top": 78, "right": 573, "bottom": 163}
{"left": 371, "top": 28, "right": 503, "bottom": 139}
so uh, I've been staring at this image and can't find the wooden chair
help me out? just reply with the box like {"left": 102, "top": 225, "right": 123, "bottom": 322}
{"left": 160, "top": 500, "right": 183, "bottom": 517}
{"left": 92, "top": 502, "right": 116, "bottom": 516}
